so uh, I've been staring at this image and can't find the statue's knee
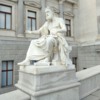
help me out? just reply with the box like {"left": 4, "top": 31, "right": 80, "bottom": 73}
{"left": 47, "top": 37, "right": 54, "bottom": 43}
{"left": 31, "top": 40, "right": 35, "bottom": 44}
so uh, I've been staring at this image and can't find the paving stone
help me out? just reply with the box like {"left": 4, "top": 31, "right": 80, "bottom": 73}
{"left": 92, "top": 89, "right": 100, "bottom": 98}
{"left": 81, "top": 95, "right": 99, "bottom": 100}
{"left": 0, "top": 90, "right": 30, "bottom": 100}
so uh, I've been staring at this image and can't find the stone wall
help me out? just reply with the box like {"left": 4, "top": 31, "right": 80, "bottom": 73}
{"left": 77, "top": 42, "right": 100, "bottom": 71}
{"left": 76, "top": 65, "right": 100, "bottom": 99}
{"left": 77, "top": 0, "right": 98, "bottom": 42}
{"left": 0, "top": 38, "right": 30, "bottom": 87}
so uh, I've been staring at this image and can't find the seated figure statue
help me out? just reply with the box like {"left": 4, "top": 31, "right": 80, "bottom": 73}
{"left": 18, "top": 7, "right": 72, "bottom": 66}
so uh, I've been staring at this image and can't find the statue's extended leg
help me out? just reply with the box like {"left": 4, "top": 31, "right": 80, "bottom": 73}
{"left": 45, "top": 37, "right": 55, "bottom": 62}
{"left": 18, "top": 58, "right": 30, "bottom": 66}
{"left": 17, "top": 40, "right": 34, "bottom": 66}
{"left": 34, "top": 36, "right": 57, "bottom": 65}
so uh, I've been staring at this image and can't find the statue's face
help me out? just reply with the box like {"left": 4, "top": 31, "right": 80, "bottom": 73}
{"left": 45, "top": 9, "right": 54, "bottom": 21}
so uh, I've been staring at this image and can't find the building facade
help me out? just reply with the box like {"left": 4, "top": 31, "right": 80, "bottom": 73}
{"left": 0, "top": 0, "right": 100, "bottom": 93}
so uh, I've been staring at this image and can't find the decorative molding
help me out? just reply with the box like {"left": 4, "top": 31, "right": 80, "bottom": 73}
{"left": 66, "top": 0, "right": 78, "bottom": 4}
{"left": 6, "top": 0, "right": 18, "bottom": 3}
{"left": 24, "top": 1, "right": 41, "bottom": 8}
{"left": 53, "top": 7, "right": 60, "bottom": 13}
{"left": 64, "top": 11, "right": 74, "bottom": 17}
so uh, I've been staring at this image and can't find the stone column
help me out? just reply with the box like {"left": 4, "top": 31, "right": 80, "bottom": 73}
{"left": 0, "top": 61, "right": 1, "bottom": 88}
{"left": 17, "top": 0, "right": 24, "bottom": 37}
{"left": 96, "top": 16, "right": 100, "bottom": 40}
{"left": 97, "top": 16, "right": 100, "bottom": 34}
{"left": 73, "top": 4, "right": 79, "bottom": 41}
{"left": 59, "top": 0, "right": 65, "bottom": 18}
{"left": 40, "top": 0, "right": 46, "bottom": 25}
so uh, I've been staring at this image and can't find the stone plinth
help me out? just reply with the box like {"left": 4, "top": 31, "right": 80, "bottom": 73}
{"left": 15, "top": 65, "right": 80, "bottom": 100}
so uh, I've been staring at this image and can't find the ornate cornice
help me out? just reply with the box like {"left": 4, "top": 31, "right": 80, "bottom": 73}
{"left": 66, "top": 0, "right": 78, "bottom": 4}
{"left": 53, "top": 7, "right": 60, "bottom": 13}
{"left": 64, "top": 11, "right": 74, "bottom": 17}
{"left": 24, "top": 1, "right": 41, "bottom": 8}
{"left": 6, "top": 0, "right": 18, "bottom": 3}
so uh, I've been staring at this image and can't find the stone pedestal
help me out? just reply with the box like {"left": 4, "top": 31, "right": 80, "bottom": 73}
{"left": 15, "top": 65, "right": 80, "bottom": 100}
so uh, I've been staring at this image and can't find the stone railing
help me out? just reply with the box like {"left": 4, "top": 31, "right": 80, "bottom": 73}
{"left": 76, "top": 65, "right": 100, "bottom": 99}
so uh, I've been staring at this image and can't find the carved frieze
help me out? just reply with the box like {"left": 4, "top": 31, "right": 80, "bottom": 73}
{"left": 24, "top": 0, "right": 41, "bottom": 8}
{"left": 66, "top": 0, "right": 78, "bottom": 4}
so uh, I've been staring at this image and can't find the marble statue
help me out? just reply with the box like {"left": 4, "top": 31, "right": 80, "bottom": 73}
{"left": 18, "top": 7, "right": 72, "bottom": 66}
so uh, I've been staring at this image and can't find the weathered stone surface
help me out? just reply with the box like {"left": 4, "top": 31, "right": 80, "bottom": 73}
{"left": 15, "top": 65, "right": 80, "bottom": 100}
{"left": 0, "top": 90, "right": 30, "bottom": 100}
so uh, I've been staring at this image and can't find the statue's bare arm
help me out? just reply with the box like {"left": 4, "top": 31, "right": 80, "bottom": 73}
{"left": 57, "top": 18, "right": 67, "bottom": 34}
{"left": 25, "top": 23, "right": 47, "bottom": 34}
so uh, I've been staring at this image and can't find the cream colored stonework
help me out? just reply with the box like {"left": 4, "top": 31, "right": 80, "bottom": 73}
{"left": 18, "top": 7, "right": 73, "bottom": 67}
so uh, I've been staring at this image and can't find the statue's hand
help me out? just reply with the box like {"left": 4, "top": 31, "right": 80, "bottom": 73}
{"left": 25, "top": 30, "right": 32, "bottom": 34}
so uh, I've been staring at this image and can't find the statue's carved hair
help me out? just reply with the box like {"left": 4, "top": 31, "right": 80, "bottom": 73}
{"left": 45, "top": 6, "right": 54, "bottom": 13}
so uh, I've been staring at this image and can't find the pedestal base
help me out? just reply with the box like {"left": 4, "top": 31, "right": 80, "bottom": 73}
{"left": 30, "top": 83, "right": 80, "bottom": 100}
{"left": 15, "top": 65, "right": 80, "bottom": 100}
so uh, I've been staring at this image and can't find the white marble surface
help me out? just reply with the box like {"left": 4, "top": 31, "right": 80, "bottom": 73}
{"left": 16, "top": 65, "right": 77, "bottom": 92}
{"left": 76, "top": 65, "right": 100, "bottom": 99}
{"left": 18, "top": 7, "right": 73, "bottom": 67}
{"left": 76, "top": 65, "right": 100, "bottom": 81}
{"left": 19, "top": 65, "right": 75, "bottom": 74}
{"left": 77, "top": 0, "right": 98, "bottom": 42}
{"left": 31, "top": 85, "right": 80, "bottom": 100}
{"left": 81, "top": 89, "right": 100, "bottom": 100}
{"left": 15, "top": 64, "right": 80, "bottom": 100}
{"left": 0, "top": 90, "right": 30, "bottom": 100}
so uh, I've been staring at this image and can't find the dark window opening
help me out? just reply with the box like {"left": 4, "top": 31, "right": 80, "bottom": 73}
{"left": 27, "top": 10, "right": 36, "bottom": 31}
{"left": 83, "top": 68, "right": 87, "bottom": 70}
{"left": 72, "top": 57, "right": 77, "bottom": 71}
{"left": 0, "top": 4, "right": 12, "bottom": 30}
{"left": 65, "top": 19, "right": 71, "bottom": 37}
{"left": 1, "top": 61, "right": 14, "bottom": 87}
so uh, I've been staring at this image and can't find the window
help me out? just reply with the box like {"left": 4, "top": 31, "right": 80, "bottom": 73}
{"left": 1, "top": 61, "right": 13, "bottom": 87}
{"left": 72, "top": 57, "right": 77, "bottom": 71}
{"left": 27, "top": 11, "right": 36, "bottom": 31}
{"left": 0, "top": 4, "right": 12, "bottom": 30}
{"left": 65, "top": 19, "right": 71, "bottom": 37}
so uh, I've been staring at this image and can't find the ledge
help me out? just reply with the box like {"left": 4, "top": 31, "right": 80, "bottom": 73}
{"left": 76, "top": 65, "right": 100, "bottom": 81}
{"left": 66, "top": 0, "right": 78, "bottom": 4}
{"left": 15, "top": 82, "right": 80, "bottom": 97}
{"left": 19, "top": 65, "right": 75, "bottom": 75}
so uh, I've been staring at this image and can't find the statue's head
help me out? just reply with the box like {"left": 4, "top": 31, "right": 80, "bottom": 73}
{"left": 45, "top": 6, "right": 54, "bottom": 21}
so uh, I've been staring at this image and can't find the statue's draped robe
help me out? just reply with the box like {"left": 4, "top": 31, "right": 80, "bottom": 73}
{"left": 26, "top": 18, "right": 71, "bottom": 65}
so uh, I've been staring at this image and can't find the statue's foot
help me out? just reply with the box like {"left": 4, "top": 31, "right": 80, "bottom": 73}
{"left": 18, "top": 59, "right": 30, "bottom": 66}
{"left": 34, "top": 57, "right": 51, "bottom": 66}
{"left": 52, "top": 61, "right": 61, "bottom": 66}
{"left": 34, "top": 62, "right": 50, "bottom": 66}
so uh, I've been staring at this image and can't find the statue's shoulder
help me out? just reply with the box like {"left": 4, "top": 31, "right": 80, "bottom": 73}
{"left": 43, "top": 21, "right": 48, "bottom": 27}
{"left": 55, "top": 17, "right": 65, "bottom": 23}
